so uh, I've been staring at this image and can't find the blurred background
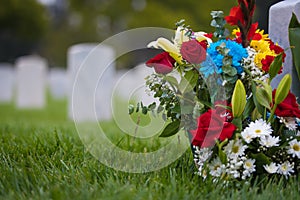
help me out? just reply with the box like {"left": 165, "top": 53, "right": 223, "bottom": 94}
{"left": 0, "top": 0, "right": 282, "bottom": 69}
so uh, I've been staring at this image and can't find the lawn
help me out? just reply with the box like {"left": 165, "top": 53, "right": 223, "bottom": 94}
{"left": 0, "top": 97, "right": 299, "bottom": 200}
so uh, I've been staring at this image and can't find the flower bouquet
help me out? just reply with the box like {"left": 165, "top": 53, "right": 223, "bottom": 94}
{"left": 129, "top": 0, "right": 300, "bottom": 181}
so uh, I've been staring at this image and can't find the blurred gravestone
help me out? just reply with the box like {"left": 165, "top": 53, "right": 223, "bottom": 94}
{"left": 48, "top": 68, "right": 67, "bottom": 99}
{"left": 67, "top": 43, "right": 115, "bottom": 122}
{"left": 15, "top": 55, "right": 47, "bottom": 108}
{"left": 114, "top": 63, "right": 158, "bottom": 105}
{"left": 269, "top": 0, "right": 300, "bottom": 98}
{"left": 0, "top": 63, "right": 14, "bottom": 103}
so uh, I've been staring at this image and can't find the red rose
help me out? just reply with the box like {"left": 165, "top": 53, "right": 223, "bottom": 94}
{"left": 146, "top": 52, "right": 175, "bottom": 74}
{"left": 272, "top": 90, "right": 300, "bottom": 118}
{"left": 190, "top": 109, "right": 236, "bottom": 148}
{"left": 180, "top": 40, "right": 206, "bottom": 64}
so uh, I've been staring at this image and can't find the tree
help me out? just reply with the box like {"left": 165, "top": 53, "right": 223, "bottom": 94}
{"left": 0, "top": 0, "right": 48, "bottom": 63}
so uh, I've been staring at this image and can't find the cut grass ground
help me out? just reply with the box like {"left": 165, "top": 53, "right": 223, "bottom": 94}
{"left": 0, "top": 97, "right": 299, "bottom": 199}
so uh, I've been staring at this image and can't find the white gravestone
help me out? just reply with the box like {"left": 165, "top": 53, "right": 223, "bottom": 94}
{"left": 269, "top": 0, "right": 300, "bottom": 97}
{"left": 48, "top": 68, "right": 67, "bottom": 99}
{"left": 68, "top": 43, "right": 115, "bottom": 122}
{"left": 114, "top": 63, "right": 158, "bottom": 106}
{"left": 0, "top": 63, "right": 14, "bottom": 103}
{"left": 15, "top": 55, "right": 47, "bottom": 108}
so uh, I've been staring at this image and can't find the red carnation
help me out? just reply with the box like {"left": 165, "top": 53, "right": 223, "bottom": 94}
{"left": 261, "top": 55, "right": 275, "bottom": 73}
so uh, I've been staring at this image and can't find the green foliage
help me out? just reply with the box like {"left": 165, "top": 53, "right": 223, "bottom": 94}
{"left": 0, "top": 98, "right": 300, "bottom": 199}
{"left": 269, "top": 53, "right": 283, "bottom": 82}
{"left": 0, "top": 0, "right": 49, "bottom": 62}
{"left": 159, "top": 120, "right": 180, "bottom": 137}
{"left": 210, "top": 11, "right": 229, "bottom": 39}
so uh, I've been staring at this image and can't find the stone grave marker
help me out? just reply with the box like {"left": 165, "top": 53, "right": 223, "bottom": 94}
{"left": 48, "top": 68, "right": 67, "bottom": 99}
{"left": 15, "top": 55, "right": 47, "bottom": 108}
{"left": 0, "top": 63, "right": 14, "bottom": 103}
{"left": 67, "top": 43, "right": 115, "bottom": 122}
{"left": 269, "top": 0, "right": 300, "bottom": 97}
{"left": 113, "top": 63, "right": 158, "bottom": 106}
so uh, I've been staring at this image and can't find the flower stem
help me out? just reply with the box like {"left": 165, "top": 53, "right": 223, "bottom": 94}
{"left": 268, "top": 103, "right": 277, "bottom": 123}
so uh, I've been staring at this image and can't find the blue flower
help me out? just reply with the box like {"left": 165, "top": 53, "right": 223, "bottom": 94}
{"left": 199, "top": 56, "right": 222, "bottom": 78}
{"left": 204, "top": 40, "right": 248, "bottom": 75}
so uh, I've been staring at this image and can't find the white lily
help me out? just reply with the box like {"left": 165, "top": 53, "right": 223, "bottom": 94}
{"left": 147, "top": 26, "right": 212, "bottom": 64}
{"left": 173, "top": 26, "right": 190, "bottom": 48}
{"left": 194, "top": 31, "right": 213, "bottom": 44}
{"left": 147, "top": 37, "right": 182, "bottom": 64}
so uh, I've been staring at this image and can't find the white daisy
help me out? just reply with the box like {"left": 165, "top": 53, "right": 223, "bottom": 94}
{"left": 287, "top": 139, "right": 300, "bottom": 158}
{"left": 242, "top": 119, "right": 272, "bottom": 139}
{"left": 263, "top": 163, "right": 278, "bottom": 174}
{"left": 279, "top": 117, "right": 297, "bottom": 131}
{"left": 224, "top": 139, "right": 248, "bottom": 160}
{"left": 259, "top": 135, "right": 280, "bottom": 148}
{"left": 209, "top": 157, "right": 225, "bottom": 177}
{"left": 242, "top": 159, "right": 256, "bottom": 180}
{"left": 277, "top": 161, "right": 294, "bottom": 178}
{"left": 243, "top": 159, "right": 256, "bottom": 172}
{"left": 241, "top": 129, "right": 254, "bottom": 143}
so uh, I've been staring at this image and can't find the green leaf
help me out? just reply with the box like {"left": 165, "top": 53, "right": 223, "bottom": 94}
{"left": 222, "top": 65, "right": 237, "bottom": 76}
{"left": 157, "top": 105, "right": 164, "bottom": 114}
{"left": 269, "top": 53, "right": 283, "bottom": 81}
{"left": 164, "top": 76, "right": 179, "bottom": 87}
{"left": 256, "top": 87, "right": 271, "bottom": 110}
{"left": 142, "top": 106, "right": 148, "bottom": 115}
{"left": 180, "top": 105, "right": 194, "bottom": 114}
{"left": 251, "top": 108, "right": 262, "bottom": 121}
{"left": 128, "top": 104, "right": 134, "bottom": 115}
{"left": 159, "top": 120, "right": 180, "bottom": 137}
{"left": 243, "top": 96, "right": 255, "bottom": 120}
{"left": 251, "top": 82, "right": 266, "bottom": 116}
{"left": 179, "top": 70, "right": 198, "bottom": 93}
{"left": 289, "top": 13, "right": 300, "bottom": 81}
{"left": 250, "top": 153, "right": 270, "bottom": 174}
{"left": 218, "top": 149, "right": 227, "bottom": 164}
{"left": 275, "top": 74, "right": 292, "bottom": 104}
{"left": 232, "top": 118, "right": 242, "bottom": 132}
{"left": 148, "top": 102, "right": 156, "bottom": 110}
{"left": 231, "top": 80, "right": 246, "bottom": 118}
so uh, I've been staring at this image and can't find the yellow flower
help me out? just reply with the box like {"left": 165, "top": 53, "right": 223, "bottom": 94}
{"left": 255, "top": 29, "right": 269, "bottom": 40}
{"left": 232, "top": 28, "right": 240, "bottom": 37}
{"left": 250, "top": 40, "right": 270, "bottom": 52}
{"left": 254, "top": 51, "right": 276, "bottom": 68}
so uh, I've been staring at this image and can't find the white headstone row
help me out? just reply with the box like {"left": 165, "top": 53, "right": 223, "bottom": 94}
{"left": 269, "top": 0, "right": 300, "bottom": 97}
{"left": 0, "top": 56, "right": 68, "bottom": 107}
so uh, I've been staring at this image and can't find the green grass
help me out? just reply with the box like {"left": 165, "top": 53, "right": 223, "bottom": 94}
{"left": 0, "top": 97, "right": 299, "bottom": 199}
